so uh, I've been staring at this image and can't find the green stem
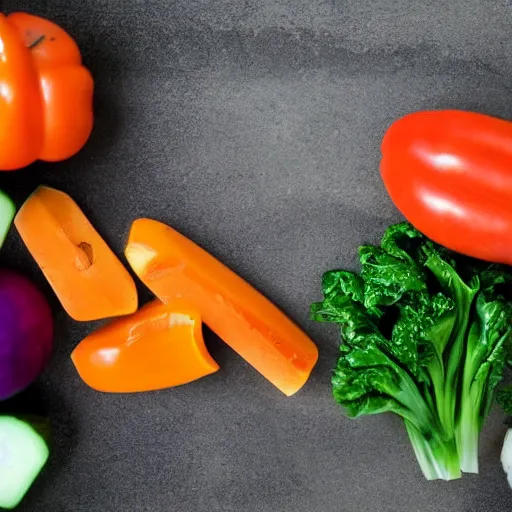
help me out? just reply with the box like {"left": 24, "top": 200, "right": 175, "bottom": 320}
{"left": 428, "top": 356, "right": 448, "bottom": 431}
{"left": 425, "top": 256, "right": 478, "bottom": 438}
{"left": 456, "top": 406, "right": 480, "bottom": 473}
{"left": 442, "top": 296, "right": 473, "bottom": 435}
{"left": 405, "top": 420, "right": 461, "bottom": 481}
{"left": 457, "top": 375, "right": 485, "bottom": 473}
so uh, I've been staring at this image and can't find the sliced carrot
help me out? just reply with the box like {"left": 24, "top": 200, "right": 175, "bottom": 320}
{"left": 14, "top": 186, "right": 137, "bottom": 321}
{"left": 125, "top": 219, "right": 318, "bottom": 396}
{"left": 71, "top": 300, "right": 219, "bottom": 392}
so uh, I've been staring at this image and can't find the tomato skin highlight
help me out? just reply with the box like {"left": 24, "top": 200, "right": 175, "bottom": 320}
{"left": 380, "top": 110, "right": 512, "bottom": 265}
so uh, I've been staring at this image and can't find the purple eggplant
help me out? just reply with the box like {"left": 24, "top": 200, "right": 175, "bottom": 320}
{"left": 0, "top": 270, "right": 53, "bottom": 400}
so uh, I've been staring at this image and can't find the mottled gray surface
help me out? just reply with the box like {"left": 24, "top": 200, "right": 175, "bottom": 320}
{"left": 1, "top": 0, "right": 512, "bottom": 510}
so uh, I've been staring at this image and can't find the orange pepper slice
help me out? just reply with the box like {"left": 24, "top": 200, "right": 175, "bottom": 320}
{"left": 14, "top": 186, "right": 138, "bottom": 321}
{"left": 71, "top": 300, "right": 219, "bottom": 393}
{"left": 125, "top": 218, "right": 318, "bottom": 396}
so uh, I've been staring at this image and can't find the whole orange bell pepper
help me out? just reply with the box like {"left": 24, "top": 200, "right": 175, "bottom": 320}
{"left": 0, "top": 12, "right": 93, "bottom": 170}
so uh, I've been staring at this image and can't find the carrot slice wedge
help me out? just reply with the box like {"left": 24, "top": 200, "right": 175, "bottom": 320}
{"left": 14, "top": 186, "right": 137, "bottom": 321}
{"left": 71, "top": 300, "right": 219, "bottom": 392}
{"left": 125, "top": 218, "right": 318, "bottom": 396}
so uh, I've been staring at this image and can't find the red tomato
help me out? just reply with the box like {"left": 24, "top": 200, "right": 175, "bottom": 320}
{"left": 380, "top": 110, "right": 512, "bottom": 265}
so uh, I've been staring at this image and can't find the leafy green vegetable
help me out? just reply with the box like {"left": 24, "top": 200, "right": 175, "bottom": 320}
{"left": 311, "top": 222, "right": 512, "bottom": 480}
{"left": 497, "top": 385, "right": 512, "bottom": 416}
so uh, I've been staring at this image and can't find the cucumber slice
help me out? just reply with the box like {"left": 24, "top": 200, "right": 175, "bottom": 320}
{"left": 0, "top": 191, "right": 15, "bottom": 250}
{"left": 0, "top": 416, "right": 49, "bottom": 509}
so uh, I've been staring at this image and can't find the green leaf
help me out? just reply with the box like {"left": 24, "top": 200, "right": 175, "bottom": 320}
{"left": 391, "top": 292, "right": 454, "bottom": 376}
{"left": 343, "top": 395, "right": 408, "bottom": 418}
{"left": 497, "top": 385, "right": 512, "bottom": 416}
{"left": 310, "top": 295, "right": 354, "bottom": 323}
{"left": 380, "top": 222, "right": 425, "bottom": 262}
{"left": 322, "top": 270, "right": 365, "bottom": 303}
{"left": 359, "top": 245, "right": 427, "bottom": 308}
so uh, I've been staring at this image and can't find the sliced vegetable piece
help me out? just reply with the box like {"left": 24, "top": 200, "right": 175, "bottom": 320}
{"left": 0, "top": 415, "right": 50, "bottom": 510}
{"left": 14, "top": 186, "right": 137, "bottom": 321}
{"left": 0, "top": 190, "right": 15, "bottom": 249}
{"left": 71, "top": 300, "right": 219, "bottom": 392}
{"left": 124, "top": 218, "right": 318, "bottom": 396}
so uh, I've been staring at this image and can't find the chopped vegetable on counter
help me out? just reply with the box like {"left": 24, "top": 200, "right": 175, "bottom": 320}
{"left": 0, "top": 270, "right": 53, "bottom": 401}
{"left": 14, "top": 186, "right": 138, "bottom": 321}
{"left": 0, "top": 415, "right": 50, "bottom": 509}
{"left": 125, "top": 218, "right": 318, "bottom": 396}
{"left": 71, "top": 300, "right": 219, "bottom": 392}
{"left": 0, "top": 190, "right": 15, "bottom": 249}
{"left": 311, "top": 223, "right": 512, "bottom": 480}
{"left": 0, "top": 12, "right": 93, "bottom": 171}
{"left": 381, "top": 109, "right": 512, "bottom": 266}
